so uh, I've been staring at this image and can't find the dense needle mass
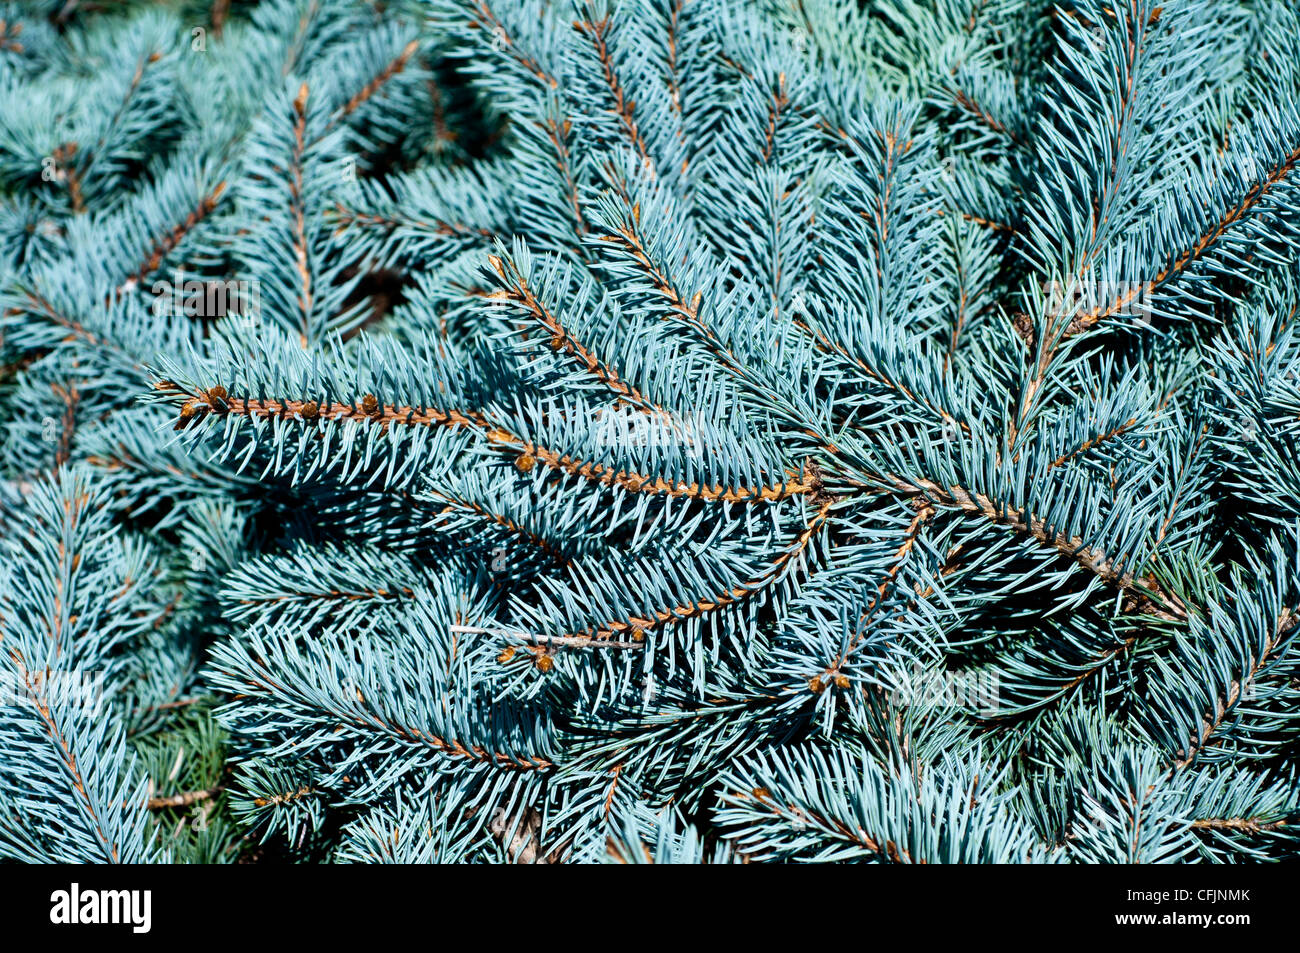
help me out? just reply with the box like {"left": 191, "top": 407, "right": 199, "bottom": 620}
{"left": 0, "top": 0, "right": 1298, "bottom": 863}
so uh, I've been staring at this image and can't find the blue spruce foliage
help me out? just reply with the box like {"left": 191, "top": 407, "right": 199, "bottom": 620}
{"left": 1, "top": 0, "right": 1298, "bottom": 863}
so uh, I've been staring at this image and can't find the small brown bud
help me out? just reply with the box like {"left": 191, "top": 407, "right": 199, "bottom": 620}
{"left": 207, "top": 385, "right": 227, "bottom": 400}
{"left": 535, "top": 654, "right": 553, "bottom": 673}
{"left": 300, "top": 400, "right": 319, "bottom": 420}
{"left": 497, "top": 646, "right": 516, "bottom": 664}
{"left": 515, "top": 452, "right": 536, "bottom": 473}
{"left": 808, "top": 676, "right": 824, "bottom": 694}
{"left": 361, "top": 393, "right": 379, "bottom": 415}
{"left": 631, "top": 627, "right": 645, "bottom": 642}
{"left": 179, "top": 400, "right": 198, "bottom": 419}
{"left": 834, "top": 673, "right": 849, "bottom": 689}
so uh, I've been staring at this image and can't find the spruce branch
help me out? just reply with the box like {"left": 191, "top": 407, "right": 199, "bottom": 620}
{"left": 158, "top": 382, "right": 817, "bottom": 501}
